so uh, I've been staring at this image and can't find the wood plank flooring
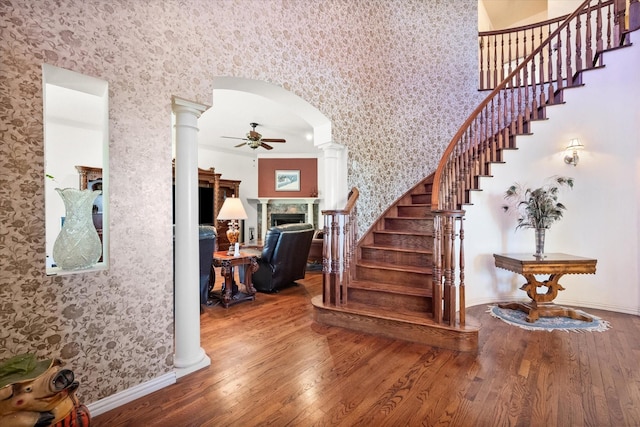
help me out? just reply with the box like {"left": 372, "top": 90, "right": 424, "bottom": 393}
{"left": 93, "top": 270, "right": 640, "bottom": 426}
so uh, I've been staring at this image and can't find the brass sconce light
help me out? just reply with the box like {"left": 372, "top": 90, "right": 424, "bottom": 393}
{"left": 564, "top": 138, "right": 584, "bottom": 166}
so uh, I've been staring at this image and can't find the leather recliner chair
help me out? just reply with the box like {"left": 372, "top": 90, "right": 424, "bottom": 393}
{"left": 198, "top": 225, "right": 217, "bottom": 306}
{"left": 249, "top": 223, "right": 314, "bottom": 293}
{"left": 307, "top": 229, "right": 324, "bottom": 265}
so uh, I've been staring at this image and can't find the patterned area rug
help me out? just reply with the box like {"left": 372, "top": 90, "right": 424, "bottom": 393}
{"left": 488, "top": 305, "right": 610, "bottom": 332}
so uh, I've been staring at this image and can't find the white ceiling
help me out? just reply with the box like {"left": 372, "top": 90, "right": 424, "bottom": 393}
{"left": 198, "top": 89, "right": 316, "bottom": 156}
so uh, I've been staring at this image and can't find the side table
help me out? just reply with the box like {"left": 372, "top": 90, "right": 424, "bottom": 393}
{"left": 494, "top": 253, "right": 597, "bottom": 323}
{"left": 211, "top": 251, "right": 259, "bottom": 308}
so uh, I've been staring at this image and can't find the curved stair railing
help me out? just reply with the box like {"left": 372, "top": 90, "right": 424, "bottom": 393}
{"left": 431, "top": 0, "right": 633, "bottom": 326}
{"left": 317, "top": 0, "right": 636, "bottom": 337}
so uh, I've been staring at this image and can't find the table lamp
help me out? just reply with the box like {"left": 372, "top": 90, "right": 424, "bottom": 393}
{"left": 217, "top": 196, "right": 248, "bottom": 255}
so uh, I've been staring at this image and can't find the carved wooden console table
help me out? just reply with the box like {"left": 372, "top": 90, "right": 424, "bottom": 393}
{"left": 493, "top": 253, "right": 597, "bottom": 323}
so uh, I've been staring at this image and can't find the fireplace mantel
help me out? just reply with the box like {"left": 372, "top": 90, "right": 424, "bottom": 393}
{"left": 248, "top": 197, "right": 320, "bottom": 205}
{"left": 248, "top": 198, "right": 321, "bottom": 240}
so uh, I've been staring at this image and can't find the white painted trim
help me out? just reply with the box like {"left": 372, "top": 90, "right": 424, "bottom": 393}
{"left": 86, "top": 372, "right": 176, "bottom": 417}
{"left": 175, "top": 354, "right": 211, "bottom": 379}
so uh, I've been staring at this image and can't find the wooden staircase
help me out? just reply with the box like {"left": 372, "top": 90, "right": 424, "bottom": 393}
{"left": 313, "top": 0, "right": 637, "bottom": 353}
{"left": 312, "top": 176, "right": 479, "bottom": 352}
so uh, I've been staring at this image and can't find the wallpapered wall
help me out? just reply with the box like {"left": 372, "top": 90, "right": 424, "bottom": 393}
{"left": 0, "top": 0, "right": 480, "bottom": 403}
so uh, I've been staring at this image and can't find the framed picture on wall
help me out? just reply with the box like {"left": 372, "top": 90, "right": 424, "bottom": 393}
{"left": 275, "top": 170, "right": 300, "bottom": 191}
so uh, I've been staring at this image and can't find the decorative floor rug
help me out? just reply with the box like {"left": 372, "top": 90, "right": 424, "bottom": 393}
{"left": 488, "top": 305, "right": 610, "bottom": 332}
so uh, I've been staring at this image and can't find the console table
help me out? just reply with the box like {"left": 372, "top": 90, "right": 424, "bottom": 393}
{"left": 493, "top": 253, "right": 597, "bottom": 323}
{"left": 211, "top": 251, "right": 259, "bottom": 308}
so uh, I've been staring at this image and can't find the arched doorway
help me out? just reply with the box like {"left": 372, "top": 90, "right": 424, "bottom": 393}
{"left": 173, "top": 77, "right": 346, "bottom": 377}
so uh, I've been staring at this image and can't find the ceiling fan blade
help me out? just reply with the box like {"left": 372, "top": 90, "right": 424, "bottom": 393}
{"left": 222, "top": 136, "right": 247, "bottom": 141}
{"left": 234, "top": 142, "right": 247, "bottom": 148}
{"left": 260, "top": 138, "right": 286, "bottom": 143}
{"left": 260, "top": 142, "right": 274, "bottom": 150}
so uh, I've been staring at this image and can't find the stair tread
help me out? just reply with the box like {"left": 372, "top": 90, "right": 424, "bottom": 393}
{"left": 373, "top": 229, "right": 432, "bottom": 236}
{"left": 357, "top": 260, "right": 432, "bottom": 274}
{"left": 350, "top": 279, "right": 432, "bottom": 297}
{"left": 360, "top": 243, "right": 432, "bottom": 254}
{"left": 386, "top": 216, "right": 432, "bottom": 220}
{"left": 318, "top": 297, "right": 436, "bottom": 325}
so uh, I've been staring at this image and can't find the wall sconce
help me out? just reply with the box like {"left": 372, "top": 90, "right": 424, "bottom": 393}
{"left": 564, "top": 138, "right": 584, "bottom": 166}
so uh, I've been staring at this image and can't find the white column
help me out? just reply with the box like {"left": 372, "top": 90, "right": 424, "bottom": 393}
{"left": 259, "top": 199, "right": 269, "bottom": 241}
{"left": 172, "top": 96, "right": 210, "bottom": 378}
{"left": 318, "top": 142, "right": 347, "bottom": 210}
{"left": 315, "top": 200, "right": 321, "bottom": 230}
{"left": 306, "top": 202, "right": 314, "bottom": 228}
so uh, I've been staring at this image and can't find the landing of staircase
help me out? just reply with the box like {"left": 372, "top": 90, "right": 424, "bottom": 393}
{"left": 311, "top": 295, "right": 479, "bottom": 352}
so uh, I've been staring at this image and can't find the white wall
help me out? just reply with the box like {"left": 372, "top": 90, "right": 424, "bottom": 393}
{"left": 547, "top": 0, "right": 584, "bottom": 18}
{"left": 464, "top": 37, "right": 640, "bottom": 315}
{"left": 478, "top": 0, "right": 493, "bottom": 31}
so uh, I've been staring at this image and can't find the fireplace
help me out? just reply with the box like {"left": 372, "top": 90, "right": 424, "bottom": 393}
{"left": 271, "top": 213, "right": 306, "bottom": 226}
{"left": 249, "top": 197, "right": 320, "bottom": 241}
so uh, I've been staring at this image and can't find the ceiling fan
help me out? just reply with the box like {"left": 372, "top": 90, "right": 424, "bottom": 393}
{"left": 222, "top": 122, "right": 286, "bottom": 150}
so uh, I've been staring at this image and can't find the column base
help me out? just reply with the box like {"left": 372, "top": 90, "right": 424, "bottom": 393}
{"left": 174, "top": 348, "right": 211, "bottom": 379}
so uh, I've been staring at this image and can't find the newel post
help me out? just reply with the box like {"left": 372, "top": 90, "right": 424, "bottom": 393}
{"left": 432, "top": 209, "right": 465, "bottom": 326}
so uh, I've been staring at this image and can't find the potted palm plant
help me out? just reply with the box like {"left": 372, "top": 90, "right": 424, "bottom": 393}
{"left": 502, "top": 176, "right": 574, "bottom": 257}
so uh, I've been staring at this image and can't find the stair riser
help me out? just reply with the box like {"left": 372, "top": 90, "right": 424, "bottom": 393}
{"left": 313, "top": 306, "right": 478, "bottom": 352}
{"left": 373, "top": 233, "right": 433, "bottom": 251}
{"left": 411, "top": 194, "right": 430, "bottom": 204}
{"left": 384, "top": 218, "right": 433, "bottom": 233}
{"left": 397, "top": 205, "right": 431, "bottom": 217}
{"left": 356, "top": 265, "right": 431, "bottom": 287}
{"left": 348, "top": 288, "right": 433, "bottom": 315}
{"left": 360, "top": 247, "right": 432, "bottom": 268}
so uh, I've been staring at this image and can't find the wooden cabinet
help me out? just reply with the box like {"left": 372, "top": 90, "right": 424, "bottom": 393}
{"left": 76, "top": 165, "right": 104, "bottom": 261}
{"left": 216, "top": 178, "right": 241, "bottom": 252}
{"left": 173, "top": 164, "right": 241, "bottom": 252}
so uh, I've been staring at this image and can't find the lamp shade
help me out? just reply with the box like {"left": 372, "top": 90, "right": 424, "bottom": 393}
{"left": 217, "top": 197, "right": 248, "bottom": 220}
{"left": 566, "top": 138, "right": 584, "bottom": 151}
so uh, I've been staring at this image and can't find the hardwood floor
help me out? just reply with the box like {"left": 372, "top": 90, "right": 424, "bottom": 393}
{"left": 93, "top": 270, "right": 640, "bottom": 426}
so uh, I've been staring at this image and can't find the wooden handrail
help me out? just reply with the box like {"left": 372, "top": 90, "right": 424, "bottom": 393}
{"left": 480, "top": 14, "right": 573, "bottom": 37}
{"left": 323, "top": 187, "right": 359, "bottom": 216}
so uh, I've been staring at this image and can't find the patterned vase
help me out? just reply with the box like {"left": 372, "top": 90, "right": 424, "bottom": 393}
{"left": 52, "top": 188, "right": 102, "bottom": 270}
{"left": 534, "top": 228, "right": 546, "bottom": 257}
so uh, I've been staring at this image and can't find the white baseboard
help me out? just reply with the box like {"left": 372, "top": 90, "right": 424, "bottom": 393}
{"left": 175, "top": 354, "right": 211, "bottom": 379}
{"left": 87, "top": 372, "right": 176, "bottom": 417}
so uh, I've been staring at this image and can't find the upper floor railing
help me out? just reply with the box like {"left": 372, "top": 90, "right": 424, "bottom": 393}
{"left": 479, "top": 0, "right": 629, "bottom": 90}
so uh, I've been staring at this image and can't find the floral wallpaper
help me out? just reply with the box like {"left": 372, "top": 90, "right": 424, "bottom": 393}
{"left": 0, "top": 0, "right": 480, "bottom": 403}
